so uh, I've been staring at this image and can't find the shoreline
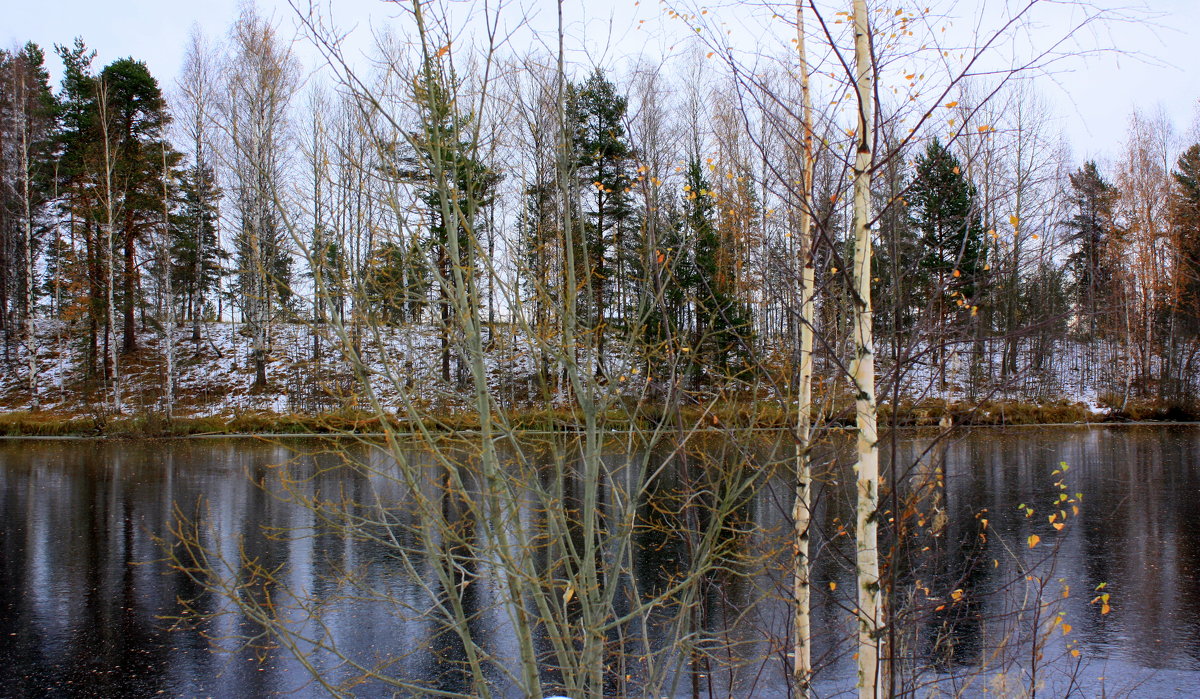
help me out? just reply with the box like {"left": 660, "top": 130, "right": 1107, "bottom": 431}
{"left": 0, "top": 399, "right": 1194, "bottom": 439}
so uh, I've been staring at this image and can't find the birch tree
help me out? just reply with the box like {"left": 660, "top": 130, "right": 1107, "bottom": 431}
{"left": 849, "top": 1, "right": 880, "bottom": 696}
{"left": 222, "top": 7, "right": 300, "bottom": 389}
{"left": 791, "top": 1, "right": 817, "bottom": 694}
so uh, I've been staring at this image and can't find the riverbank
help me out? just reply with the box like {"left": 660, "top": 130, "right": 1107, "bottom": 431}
{"left": 0, "top": 397, "right": 1193, "bottom": 438}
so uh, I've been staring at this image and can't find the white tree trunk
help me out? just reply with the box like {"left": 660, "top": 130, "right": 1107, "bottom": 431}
{"left": 850, "top": 1, "right": 880, "bottom": 696}
{"left": 792, "top": 1, "right": 817, "bottom": 694}
{"left": 161, "top": 142, "right": 175, "bottom": 418}
{"left": 99, "top": 86, "right": 122, "bottom": 414}
{"left": 19, "top": 79, "right": 38, "bottom": 411}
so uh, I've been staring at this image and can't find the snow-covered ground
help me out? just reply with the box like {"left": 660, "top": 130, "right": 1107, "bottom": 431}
{"left": 0, "top": 320, "right": 1134, "bottom": 417}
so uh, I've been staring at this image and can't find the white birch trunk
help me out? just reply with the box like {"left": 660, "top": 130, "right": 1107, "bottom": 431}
{"left": 161, "top": 142, "right": 175, "bottom": 417}
{"left": 792, "top": 1, "right": 817, "bottom": 694}
{"left": 99, "top": 86, "right": 122, "bottom": 414}
{"left": 850, "top": 1, "right": 880, "bottom": 696}
{"left": 19, "top": 80, "right": 38, "bottom": 411}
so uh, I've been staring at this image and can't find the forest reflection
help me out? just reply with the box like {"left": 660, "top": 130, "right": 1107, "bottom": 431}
{"left": 0, "top": 426, "right": 1198, "bottom": 697}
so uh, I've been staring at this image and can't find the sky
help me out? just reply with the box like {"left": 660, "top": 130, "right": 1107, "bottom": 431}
{"left": 4, "top": 0, "right": 1198, "bottom": 163}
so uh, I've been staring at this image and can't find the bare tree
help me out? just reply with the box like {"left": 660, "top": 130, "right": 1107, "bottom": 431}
{"left": 221, "top": 6, "right": 301, "bottom": 389}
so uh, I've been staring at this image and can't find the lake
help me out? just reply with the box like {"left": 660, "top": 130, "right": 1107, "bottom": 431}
{"left": 0, "top": 426, "right": 1197, "bottom": 697}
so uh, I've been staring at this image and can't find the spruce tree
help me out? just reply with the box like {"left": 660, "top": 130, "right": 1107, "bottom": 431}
{"left": 411, "top": 66, "right": 498, "bottom": 383}
{"left": 685, "top": 157, "right": 750, "bottom": 381}
{"left": 172, "top": 160, "right": 225, "bottom": 323}
{"left": 908, "top": 138, "right": 987, "bottom": 332}
{"left": 1172, "top": 145, "right": 1200, "bottom": 335}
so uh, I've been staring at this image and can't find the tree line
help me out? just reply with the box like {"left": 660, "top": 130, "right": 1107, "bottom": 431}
{"left": 2, "top": 5, "right": 1200, "bottom": 414}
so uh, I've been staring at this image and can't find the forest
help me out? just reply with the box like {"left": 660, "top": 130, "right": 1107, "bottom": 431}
{"left": 4, "top": 2, "right": 1200, "bottom": 698}
{"left": 1, "top": 3, "right": 1198, "bottom": 423}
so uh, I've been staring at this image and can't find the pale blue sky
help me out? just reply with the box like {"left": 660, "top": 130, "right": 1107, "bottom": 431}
{"left": 4, "top": 0, "right": 1197, "bottom": 160}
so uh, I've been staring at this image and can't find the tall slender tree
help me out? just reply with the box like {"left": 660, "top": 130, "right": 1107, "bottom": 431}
{"left": 1064, "top": 161, "right": 1118, "bottom": 336}
{"left": 570, "top": 69, "right": 633, "bottom": 378}
{"left": 222, "top": 7, "right": 300, "bottom": 389}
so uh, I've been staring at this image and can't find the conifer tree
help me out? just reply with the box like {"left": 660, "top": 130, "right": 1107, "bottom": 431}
{"left": 909, "top": 138, "right": 987, "bottom": 346}
{"left": 1172, "top": 145, "right": 1200, "bottom": 335}
{"left": 97, "top": 57, "right": 175, "bottom": 354}
{"left": 172, "top": 160, "right": 224, "bottom": 323}
{"left": 1064, "top": 160, "right": 1118, "bottom": 336}
{"left": 411, "top": 65, "right": 498, "bottom": 383}
{"left": 570, "top": 69, "right": 634, "bottom": 376}
{"left": 685, "top": 156, "right": 750, "bottom": 380}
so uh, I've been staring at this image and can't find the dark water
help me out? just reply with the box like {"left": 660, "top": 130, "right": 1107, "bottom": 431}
{"left": 0, "top": 427, "right": 1197, "bottom": 697}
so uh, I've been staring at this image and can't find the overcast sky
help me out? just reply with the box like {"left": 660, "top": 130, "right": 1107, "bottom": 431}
{"left": 5, "top": 0, "right": 1198, "bottom": 163}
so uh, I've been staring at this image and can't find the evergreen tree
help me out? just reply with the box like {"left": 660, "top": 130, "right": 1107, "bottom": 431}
{"left": 0, "top": 42, "right": 57, "bottom": 336}
{"left": 1172, "top": 144, "right": 1200, "bottom": 335}
{"left": 685, "top": 157, "right": 751, "bottom": 381}
{"left": 96, "top": 57, "right": 176, "bottom": 353}
{"left": 908, "top": 138, "right": 987, "bottom": 330}
{"left": 172, "top": 159, "right": 225, "bottom": 322}
{"left": 363, "top": 241, "right": 408, "bottom": 325}
{"left": 1064, "top": 160, "right": 1118, "bottom": 336}
{"left": 411, "top": 65, "right": 499, "bottom": 383}
{"left": 570, "top": 69, "right": 634, "bottom": 375}
{"left": 52, "top": 38, "right": 105, "bottom": 376}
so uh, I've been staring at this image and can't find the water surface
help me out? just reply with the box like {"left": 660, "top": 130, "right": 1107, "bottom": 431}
{"left": 0, "top": 426, "right": 1197, "bottom": 697}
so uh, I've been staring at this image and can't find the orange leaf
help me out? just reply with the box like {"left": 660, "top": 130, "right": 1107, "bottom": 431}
{"left": 1028, "top": 534, "right": 1041, "bottom": 549}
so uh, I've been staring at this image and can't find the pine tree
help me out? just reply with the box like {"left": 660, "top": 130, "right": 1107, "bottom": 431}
{"left": 96, "top": 57, "right": 176, "bottom": 354}
{"left": 570, "top": 69, "right": 634, "bottom": 376}
{"left": 1064, "top": 160, "right": 1118, "bottom": 336}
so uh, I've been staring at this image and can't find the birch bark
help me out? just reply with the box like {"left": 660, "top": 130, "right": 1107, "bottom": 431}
{"left": 850, "top": 1, "right": 880, "bottom": 696}
{"left": 792, "top": 1, "right": 817, "bottom": 694}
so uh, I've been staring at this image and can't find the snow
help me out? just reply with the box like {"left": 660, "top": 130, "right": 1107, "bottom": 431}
{"left": 0, "top": 319, "right": 1129, "bottom": 418}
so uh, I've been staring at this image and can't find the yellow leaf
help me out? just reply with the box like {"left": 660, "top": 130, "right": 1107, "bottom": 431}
{"left": 951, "top": 589, "right": 963, "bottom": 601}
{"left": 952, "top": 269, "right": 961, "bottom": 278}
{"left": 1071, "top": 649, "right": 1081, "bottom": 658}
{"left": 1028, "top": 534, "right": 1041, "bottom": 549}
{"left": 829, "top": 581, "right": 837, "bottom": 591}
{"left": 563, "top": 585, "right": 575, "bottom": 604}
{"left": 945, "top": 101, "right": 958, "bottom": 108}
{"left": 1062, "top": 623, "right": 1072, "bottom": 635}
{"left": 436, "top": 44, "right": 451, "bottom": 58}
{"left": 1052, "top": 522, "right": 1065, "bottom": 531}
